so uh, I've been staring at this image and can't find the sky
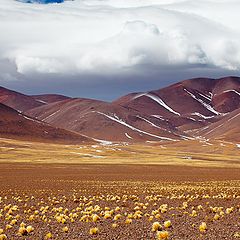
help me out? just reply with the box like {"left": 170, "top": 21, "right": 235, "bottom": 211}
{"left": 0, "top": 0, "right": 240, "bottom": 100}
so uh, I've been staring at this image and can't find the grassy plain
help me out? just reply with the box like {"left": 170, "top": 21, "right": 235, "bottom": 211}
{"left": 0, "top": 137, "right": 239, "bottom": 239}
{"left": 0, "top": 138, "right": 239, "bottom": 168}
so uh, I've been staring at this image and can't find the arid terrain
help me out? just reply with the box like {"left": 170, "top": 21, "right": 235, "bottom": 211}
{"left": 0, "top": 76, "right": 240, "bottom": 239}
{"left": 0, "top": 138, "right": 240, "bottom": 240}
{"left": 1, "top": 0, "right": 240, "bottom": 237}
{"left": 0, "top": 163, "right": 240, "bottom": 240}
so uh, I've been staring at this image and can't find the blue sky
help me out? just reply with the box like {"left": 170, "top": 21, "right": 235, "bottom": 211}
{"left": 0, "top": 0, "right": 240, "bottom": 100}
{"left": 18, "top": 0, "right": 64, "bottom": 3}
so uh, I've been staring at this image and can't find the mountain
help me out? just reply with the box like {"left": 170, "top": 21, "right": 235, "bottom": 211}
{"left": 31, "top": 94, "right": 71, "bottom": 104}
{"left": 26, "top": 98, "right": 187, "bottom": 142}
{"left": 25, "top": 76, "right": 240, "bottom": 143}
{"left": 0, "top": 86, "right": 44, "bottom": 112}
{"left": 193, "top": 108, "right": 240, "bottom": 142}
{"left": 0, "top": 86, "right": 71, "bottom": 112}
{"left": 114, "top": 76, "right": 240, "bottom": 130}
{"left": 0, "top": 103, "right": 90, "bottom": 143}
{"left": 1, "top": 76, "right": 239, "bottom": 143}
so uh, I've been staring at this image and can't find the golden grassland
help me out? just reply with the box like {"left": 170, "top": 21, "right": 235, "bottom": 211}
{"left": 0, "top": 177, "right": 239, "bottom": 239}
{"left": 0, "top": 137, "right": 239, "bottom": 168}
{"left": 0, "top": 137, "right": 240, "bottom": 239}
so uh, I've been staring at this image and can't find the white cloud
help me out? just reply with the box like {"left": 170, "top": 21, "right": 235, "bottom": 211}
{"left": 0, "top": 0, "right": 240, "bottom": 79}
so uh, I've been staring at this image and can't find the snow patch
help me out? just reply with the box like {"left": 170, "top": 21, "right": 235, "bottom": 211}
{"left": 184, "top": 88, "right": 221, "bottom": 115}
{"left": 94, "top": 111, "right": 176, "bottom": 141}
{"left": 19, "top": 113, "right": 43, "bottom": 124}
{"left": 223, "top": 89, "right": 240, "bottom": 96}
{"left": 95, "top": 149, "right": 103, "bottom": 153}
{"left": 91, "top": 145, "right": 99, "bottom": 148}
{"left": 198, "top": 92, "right": 212, "bottom": 101}
{"left": 188, "top": 117, "right": 196, "bottom": 121}
{"left": 92, "top": 138, "right": 113, "bottom": 145}
{"left": 42, "top": 110, "right": 60, "bottom": 121}
{"left": 191, "top": 112, "right": 215, "bottom": 119}
{"left": 22, "top": 115, "right": 38, "bottom": 122}
{"left": 134, "top": 93, "right": 180, "bottom": 116}
{"left": 36, "top": 99, "right": 47, "bottom": 104}
{"left": 137, "top": 115, "right": 164, "bottom": 130}
{"left": 151, "top": 115, "right": 167, "bottom": 121}
{"left": 125, "top": 133, "right": 132, "bottom": 139}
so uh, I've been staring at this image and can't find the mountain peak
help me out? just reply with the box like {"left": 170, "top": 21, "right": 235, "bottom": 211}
{"left": 1, "top": 76, "right": 240, "bottom": 143}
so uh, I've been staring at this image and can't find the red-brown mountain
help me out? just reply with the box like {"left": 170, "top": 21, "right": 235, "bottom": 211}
{"left": 26, "top": 98, "right": 186, "bottom": 142}
{"left": 31, "top": 94, "right": 71, "bottom": 104}
{"left": 1, "top": 76, "right": 239, "bottom": 143}
{"left": 25, "top": 76, "right": 240, "bottom": 143}
{"left": 0, "top": 86, "right": 44, "bottom": 112}
{"left": 0, "top": 103, "right": 90, "bottom": 143}
{"left": 193, "top": 108, "right": 240, "bottom": 142}
{"left": 114, "top": 76, "right": 240, "bottom": 130}
{"left": 0, "top": 86, "right": 70, "bottom": 112}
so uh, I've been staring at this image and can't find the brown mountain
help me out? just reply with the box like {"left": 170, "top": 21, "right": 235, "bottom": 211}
{"left": 31, "top": 94, "right": 71, "bottom": 104}
{"left": 0, "top": 86, "right": 44, "bottom": 112}
{"left": 0, "top": 103, "right": 90, "bottom": 143}
{"left": 26, "top": 98, "right": 186, "bottom": 142}
{"left": 1, "top": 76, "right": 239, "bottom": 143}
{"left": 114, "top": 76, "right": 240, "bottom": 132}
{"left": 0, "top": 86, "right": 71, "bottom": 112}
{"left": 193, "top": 108, "right": 240, "bottom": 142}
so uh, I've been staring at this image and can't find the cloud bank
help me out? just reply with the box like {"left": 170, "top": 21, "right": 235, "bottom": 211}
{"left": 0, "top": 0, "right": 240, "bottom": 98}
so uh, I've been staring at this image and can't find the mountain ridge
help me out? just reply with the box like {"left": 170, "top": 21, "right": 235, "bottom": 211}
{"left": 1, "top": 76, "right": 239, "bottom": 143}
{"left": 0, "top": 102, "right": 92, "bottom": 144}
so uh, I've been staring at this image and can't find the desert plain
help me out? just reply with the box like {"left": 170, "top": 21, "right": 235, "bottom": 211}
{"left": 0, "top": 138, "right": 239, "bottom": 240}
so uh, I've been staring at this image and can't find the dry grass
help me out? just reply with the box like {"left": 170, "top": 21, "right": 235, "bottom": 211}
{"left": 0, "top": 138, "right": 239, "bottom": 168}
{"left": 0, "top": 137, "right": 239, "bottom": 239}
{"left": 0, "top": 173, "right": 239, "bottom": 239}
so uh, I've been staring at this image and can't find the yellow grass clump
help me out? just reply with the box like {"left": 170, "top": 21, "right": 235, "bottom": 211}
{"left": 89, "top": 227, "right": 99, "bottom": 235}
{"left": 18, "top": 227, "right": 27, "bottom": 236}
{"left": 62, "top": 226, "right": 69, "bottom": 233}
{"left": 5, "top": 225, "right": 12, "bottom": 230}
{"left": 125, "top": 218, "right": 132, "bottom": 224}
{"left": 152, "top": 222, "right": 162, "bottom": 232}
{"left": 0, "top": 234, "right": 7, "bottom": 240}
{"left": 199, "top": 222, "right": 207, "bottom": 232}
{"left": 163, "top": 220, "right": 171, "bottom": 228}
{"left": 45, "top": 232, "right": 52, "bottom": 239}
{"left": 92, "top": 214, "right": 100, "bottom": 222}
{"left": 226, "top": 207, "right": 234, "bottom": 214}
{"left": 114, "top": 214, "right": 122, "bottom": 221}
{"left": 156, "top": 230, "right": 169, "bottom": 240}
{"left": 112, "top": 223, "right": 118, "bottom": 228}
{"left": 213, "top": 213, "right": 220, "bottom": 221}
{"left": 26, "top": 225, "right": 34, "bottom": 233}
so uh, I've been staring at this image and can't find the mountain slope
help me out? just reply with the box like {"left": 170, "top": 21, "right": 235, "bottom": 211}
{"left": 26, "top": 98, "right": 188, "bottom": 142}
{"left": 0, "top": 86, "right": 45, "bottom": 112}
{"left": 31, "top": 94, "right": 71, "bottom": 104}
{"left": 2, "top": 76, "right": 239, "bottom": 143}
{"left": 193, "top": 108, "right": 240, "bottom": 142}
{"left": 114, "top": 76, "right": 240, "bottom": 132}
{"left": 0, "top": 103, "right": 90, "bottom": 143}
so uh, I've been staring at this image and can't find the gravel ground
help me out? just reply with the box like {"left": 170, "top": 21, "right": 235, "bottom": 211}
{"left": 0, "top": 163, "right": 239, "bottom": 240}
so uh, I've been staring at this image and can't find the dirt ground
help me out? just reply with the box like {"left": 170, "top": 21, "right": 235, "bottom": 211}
{"left": 0, "top": 163, "right": 239, "bottom": 240}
